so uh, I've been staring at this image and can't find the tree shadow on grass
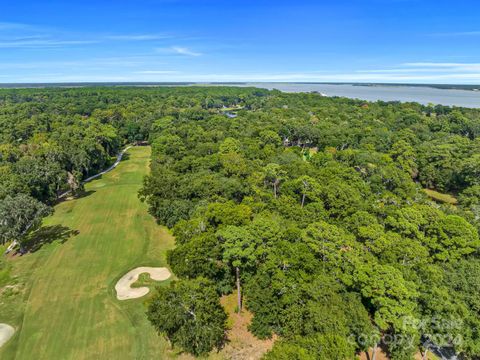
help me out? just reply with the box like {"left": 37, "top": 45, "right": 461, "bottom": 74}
{"left": 121, "top": 152, "right": 130, "bottom": 161}
{"left": 56, "top": 190, "right": 96, "bottom": 205}
{"left": 74, "top": 190, "right": 96, "bottom": 199}
{"left": 22, "top": 225, "right": 79, "bottom": 253}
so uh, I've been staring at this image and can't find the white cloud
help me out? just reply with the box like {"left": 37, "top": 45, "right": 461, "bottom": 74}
{"left": 135, "top": 70, "right": 179, "bottom": 74}
{"left": 354, "top": 63, "right": 480, "bottom": 76}
{"left": 0, "top": 56, "right": 161, "bottom": 70}
{"left": 0, "top": 23, "right": 100, "bottom": 49}
{"left": 156, "top": 46, "right": 202, "bottom": 56}
{"left": 0, "top": 38, "right": 99, "bottom": 48}
{"left": 3, "top": 69, "right": 480, "bottom": 84}
{"left": 1, "top": 74, "right": 135, "bottom": 83}
{"left": 357, "top": 68, "right": 449, "bottom": 74}
{"left": 172, "top": 46, "right": 201, "bottom": 56}
{"left": 0, "top": 22, "right": 33, "bottom": 30}
{"left": 195, "top": 72, "right": 480, "bottom": 82}
{"left": 402, "top": 62, "right": 480, "bottom": 72}
{"left": 404, "top": 62, "right": 480, "bottom": 67}
{"left": 450, "top": 31, "right": 480, "bottom": 36}
{"left": 106, "top": 34, "right": 171, "bottom": 41}
{"left": 3, "top": 70, "right": 480, "bottom": 84}
{"left": 431, "top": 31, "right": 480, "bottom": 37}
{"left": 0, "top": 23, "right": 171, "bottom": 49}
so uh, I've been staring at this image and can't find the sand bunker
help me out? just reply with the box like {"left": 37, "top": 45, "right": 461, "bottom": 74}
{"left": 115, "top": 267, "right": 171, "bottom": 300}
{"left": 0, "top": 324, "right": 14, "bottom": 348}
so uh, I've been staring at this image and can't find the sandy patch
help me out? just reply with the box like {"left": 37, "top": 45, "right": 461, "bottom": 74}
{"left": 220, "top": 294, "right": 276, "bottom": 360}
{"left": 115, "top": 267, "right": 171, "bottom": 300}
{"left": 0, "top": 324, "right": 15, "bottom": 348}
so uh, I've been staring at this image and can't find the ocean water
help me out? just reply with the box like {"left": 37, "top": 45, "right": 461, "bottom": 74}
{"left": 243, "top": 83, "right": 480, "bottom": 108}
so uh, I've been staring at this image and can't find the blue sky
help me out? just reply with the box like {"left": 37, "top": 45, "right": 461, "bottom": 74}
{"left": 1, "top": 0, "right": 480, "bottom": 83}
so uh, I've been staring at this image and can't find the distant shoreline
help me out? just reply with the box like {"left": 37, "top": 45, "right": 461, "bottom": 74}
{"left": 1, "top": 82, "right": 479, "bottom": 108}
{"left": 0, "top": 81, "right": 479, "bottom": 91}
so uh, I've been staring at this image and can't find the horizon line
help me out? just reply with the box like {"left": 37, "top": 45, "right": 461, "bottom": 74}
{"left": 1, "top": 81, "right": 480, "bottom": 86}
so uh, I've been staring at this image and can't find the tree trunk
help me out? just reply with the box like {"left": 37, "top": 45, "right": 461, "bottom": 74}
{"left": 273, "top": 183, "right": 277, "bottom": 198}
{"left": 4, "top": 240, "right": 18, "bottom": 255}
{"left": 372, "top": 342, "right": 378, "bottom": 360}
{"left": 301, "top": 193, "right": 306, "bottom": 208}
{"left": 236, "top": 267, "right": 242, "bottom": 313}
{"left": 422, "top": 349, "right": 428, "bottom": 360}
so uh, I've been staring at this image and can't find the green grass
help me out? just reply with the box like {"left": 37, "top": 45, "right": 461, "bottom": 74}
{"left": 0, "top": 245, "right": 11, "bottom": 287}
{"left": 424, "top": 188, "right": 458, "bottom": 205}
{"left": 0, "top": 146, "right": 176, "bottom": 360}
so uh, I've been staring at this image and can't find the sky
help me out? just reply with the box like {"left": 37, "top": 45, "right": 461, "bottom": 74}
{"left": 0, "top": 0, "right": 480, "bottom": 84}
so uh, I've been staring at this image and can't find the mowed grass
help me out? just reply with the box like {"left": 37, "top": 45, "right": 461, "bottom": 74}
{"left": 424, "top": 188, "right": 458, "bottom": 205}
{"left": 0, "top": 146, "right": 176, "bottom": 360}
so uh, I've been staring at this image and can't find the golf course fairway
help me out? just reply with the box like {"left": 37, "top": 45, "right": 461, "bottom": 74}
{"left": 0, "top": 146, "right": 176, "bottom": 360}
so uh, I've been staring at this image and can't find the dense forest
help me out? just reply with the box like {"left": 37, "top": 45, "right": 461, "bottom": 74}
{"left": 1, "top": 87, "right": 480, "bottom": 359}
{"left": 140, "top": 88, "right": 480, "bottom": 359}
{"left": 0, "top": 87, "right": 253, "bottom": 249}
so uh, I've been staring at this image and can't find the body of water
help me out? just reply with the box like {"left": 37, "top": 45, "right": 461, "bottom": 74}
{"left": 242, "top": 83, "right": 480, "bottom": 108}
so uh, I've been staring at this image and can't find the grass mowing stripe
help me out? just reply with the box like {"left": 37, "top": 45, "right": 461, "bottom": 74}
{"left": 0, "top": 147, "right": 175, "bottom": 360}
